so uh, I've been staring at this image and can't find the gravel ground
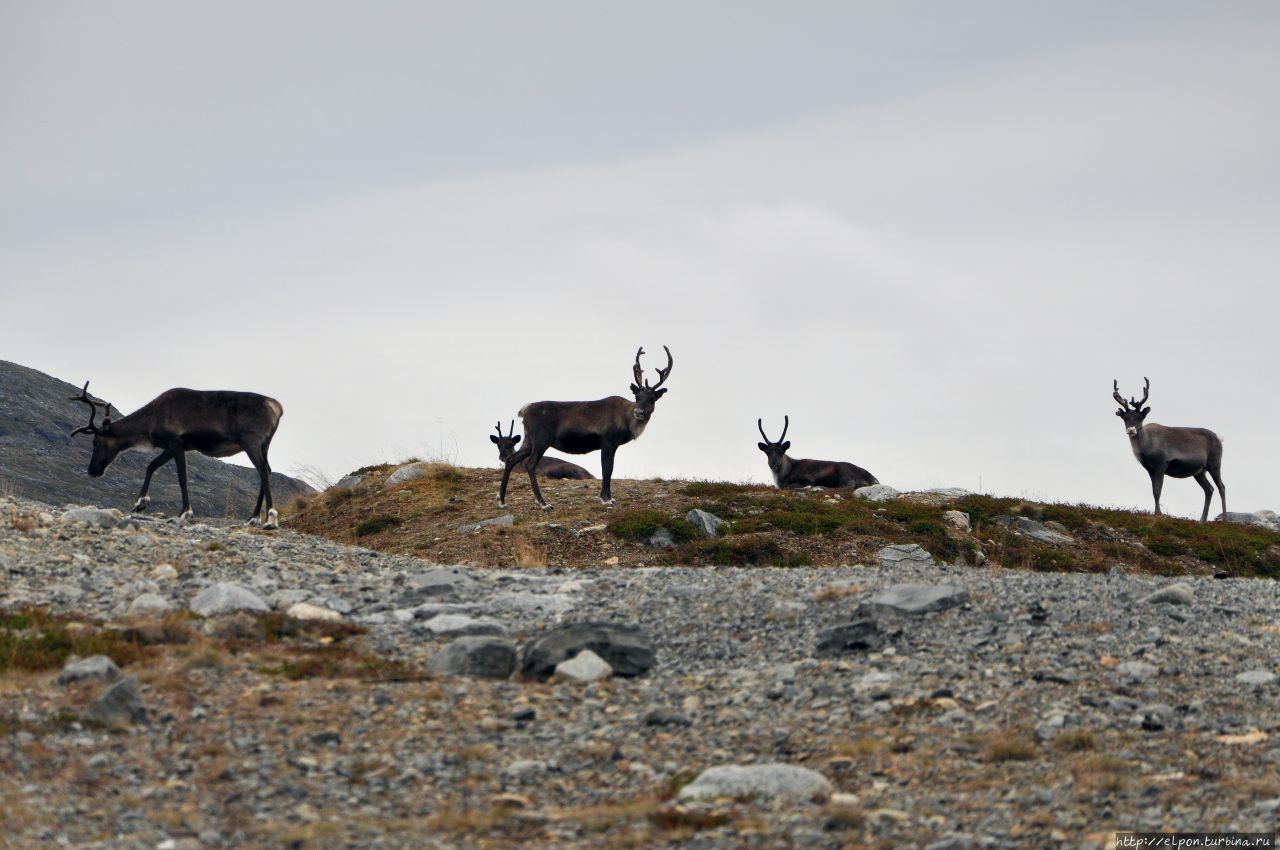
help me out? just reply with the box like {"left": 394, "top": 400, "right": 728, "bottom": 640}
{"left": 2, "top": 495, "right": 1279, "bottom": 850}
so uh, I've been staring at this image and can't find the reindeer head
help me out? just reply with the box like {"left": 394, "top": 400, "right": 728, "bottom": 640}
{"left": 490, "top": 420, "right": 521, "bottom": 462}
{"left": 68, "top": 381, "right": 124, "bottom": 476}
{"left": 757, "top": 416, "right": 793, "bottom": 477}
{"left": 1113, "top": 377, "right": 1151, "bottom": 436}
{"left": 629, "top": 345, "right": 673, "bottom": 423}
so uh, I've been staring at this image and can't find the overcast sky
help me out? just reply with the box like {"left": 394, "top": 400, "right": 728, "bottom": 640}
{"left": 3, "top": 1, "right": 1277, "bottom": 519}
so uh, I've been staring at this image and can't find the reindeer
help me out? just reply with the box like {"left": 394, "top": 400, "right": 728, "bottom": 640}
{"left": 1112, "top": 378, "right": 1225, "bottom": 522}
{"left": 490, "top": 420, "right": 595, "bottom": 480}
{"left": 68, "top": 381, "right": 284, "bottom": 528}
{"left": 499, "top": 346, "right": 672, "bottom": 510}
{"left": 757, "top": 416, "right": 878, "bottom": 490}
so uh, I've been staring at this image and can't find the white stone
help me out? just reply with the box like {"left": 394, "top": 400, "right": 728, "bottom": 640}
{"left": 287, "top": 602, "right": 343, "bottom": 622}
{"left": 127, "top": 593, "right": 172, "bottom": 616}
{"left": 554, "top": 649, "right": 613, "bottom": 683}
{"left": 190, "top": 582, "right": 270, "bottom": 617}
{"left": 678, "top": 763, "right": 833, "bottom": 803}
{"left": 386, "top": 462, "right": 433, "bottom": 486}
{"left": 854, "top": 484, "right": 900, "bottom": 502}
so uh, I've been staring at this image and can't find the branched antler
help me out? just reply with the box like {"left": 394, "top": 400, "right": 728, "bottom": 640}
{"left": 69, "top": 380, "right": 111, "bottom": 437}
{"left": 633, "top": 345, "right": 674, "bottom": 389}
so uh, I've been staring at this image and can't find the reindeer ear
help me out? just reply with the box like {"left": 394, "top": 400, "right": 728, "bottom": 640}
{"left": 654, "top": 387, "right": 667, "bottom": 398}
{"left": 512, "top": 435, "right": 521, "bottom": 444}
{"left": 1140, "top": 407, "right": 1150, "bottom": 417}
{"left": 629, "top": 383, "right": 640, "bottom": 394}
{"left": 758, "top": 442, "right": 769, "bottom": 452}
{"left": 780, "top": 441, "right": 790, "bottom": 452}
{"left": 1115, "top": 410, "right": 1124, "bottom": 417}
{"left": 490, "top": 435, "right": 500, "bottom": 444}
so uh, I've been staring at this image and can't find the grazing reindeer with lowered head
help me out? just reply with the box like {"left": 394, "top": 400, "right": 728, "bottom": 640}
{"left": 490, "top": 420, "right": 594, "bottom": 480}
{"left": 499, "top": 346, "right": 673, "bottom": 510}
{"left": 1113, "top": 377, "right": 1225, "bottom": 522}
{"left": 68, "top": 381, "right": 285, "bottom": 528}
{"left": 757, "top": 416, "right": 878, "bottom": 490}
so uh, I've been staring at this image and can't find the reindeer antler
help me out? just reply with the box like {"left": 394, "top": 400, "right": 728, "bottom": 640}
{"left": 757, "top": 415, "right": 790, "bottom": 445}
{"left": 69, "top": 380, "right": 111, "bottom": 437}
{"left": 1131, "top": 377, "right": 1150, "bottom": 409}
{"left": 508, "top": 419, "right": 516, "bottom": 438}
{"left": 779, "top": 414, "right": 789, "bottom": 443}
{"left": 1112, "top": 379, "right": 1130, "bottom": 410}
{"left": 633, "top": 345, "right": 674, "bottom": 390}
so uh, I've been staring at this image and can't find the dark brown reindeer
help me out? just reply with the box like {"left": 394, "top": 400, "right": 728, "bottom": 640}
{"left": 68, "top": 381, "right": 284, "bottom": 528}
{"left": 490, "top": 420, "right": 595, "bottom": 481}
{"left": 757, "top": 416, "right": 878, "bottom": 490}
{"left": 499, "top": 346, "right": 673, "bottom": 510}
{"left": 1112, "top": 378, "right": 1225, "bottom": 522}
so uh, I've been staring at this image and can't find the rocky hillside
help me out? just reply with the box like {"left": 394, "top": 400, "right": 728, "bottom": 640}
{"left": 0, "top": 360, "right": 312, "bottom": 518}
{"left": 288, "top": 461, "right": 1280, "bottom": 579}
{"left": 2, "top": 494, "right": 1279, "bottom": 849}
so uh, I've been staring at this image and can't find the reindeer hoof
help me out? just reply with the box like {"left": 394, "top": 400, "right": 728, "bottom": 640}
{"left": 247, "top": 517, "right": 260, "bottom": 527}
{"left": 178, "top": 510, "right": 194, "bottom": 523}
{"left": 497, "top": 499, "right": 506, "bottom": 509}
{"left": 600, "top": 498, "right": 616, "bottom": 507}
{"left": 263, "top": 509, "right": 279, "bottom": 530}
{"left": 540, "top": 502, "right": 555, "bottom": 512}
{"left": 132, "top": 496, "right": 150, "bottom": 513}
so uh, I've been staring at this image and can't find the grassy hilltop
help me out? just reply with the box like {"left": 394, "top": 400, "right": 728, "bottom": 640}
{"left": 286, "top": 463, "right": 1280, "bottom": 578}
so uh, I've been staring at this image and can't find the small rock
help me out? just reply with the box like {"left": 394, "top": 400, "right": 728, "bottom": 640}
{"left": 127, "top": 593, "right": 172, "bottom": 616}
{"left": 385, "top": 462, "right": 433, "bottom": 486}
{"left": 429, "top": 636, "right": 518, "bottom": 679}
{"left": 521, "top": 622, "right": 655, "bottom": 679}
{"left": 61, "top": 506, "right": 121, "bottom": 528}
{"left": 287, "top": 602, "right": 343, "bottom": 622}
{"left": 646, "top": 528, "right": 676, "bottom": 549}
{"left": 150, "top": 564, "right": 179, "bottom": 581}
{"left": 1115, "top": 661, "right": 1158, "bottom": 681}
{"left": 643, "top": 709, "right": 692, "bottom": 727}
{"left": 863, "top": 583, "right": 966, "bottom": 615}
{"left": 1139, "top": 583, "right": 1195, "bottom": 606}
{"left": 1235, "top": 670, "right": 1276, "bottom": 687}
{"left": 458, "top": 514, "right": 515, "bottom": 533}
{"left": 57, "top": 655, "right": 122, "bottom": 686}
{"left": 678, "top": 763, "right": 833, "bottom": 803}
{"left": 997, "top": 516, "right": 1075, "bottom": 545}
{"left": 421, "top": 614, "right": 507, "bottom": 637}
{"left": 685, "top": 509, "right": 728, "bottom": 538}
{"left": 877, "top": 544, "right": 935, "bottom": 568}
{"left": 190, "top": 582, "right": 270, "bottom": 617}
{"left": 855, "top": 484, "right": 900, "bottom": 502}
{"left": 815, "top": 619, "right": 886, "bottom": 656}
{"left": 554, "top": 649, "right": 613, "bottom": 683}
{"left": 82, "top": 677, "right": 148, "bottom": 728}
{"left": 332, "top": 474, "right": 364, "bottom": 490}
{"left": 942, "top": 510, "right": 970, "bottom": 532}
{"left": 925, "top": 836, "right": 974, "bottom": 850}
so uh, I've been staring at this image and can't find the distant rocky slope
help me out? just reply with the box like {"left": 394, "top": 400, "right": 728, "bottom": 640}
{"left": 0, "top": 360, "right": 312, "bottom": 518}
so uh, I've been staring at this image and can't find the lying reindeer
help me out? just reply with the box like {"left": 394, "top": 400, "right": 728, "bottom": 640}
{"left": 68, "top": 381, "right": 284, "bottom": 528}
{"left": 757, "top": 416, "right": 878, "bottom": 490}
{"left": 490, "top": 420, "right": 594, "bottom": 480}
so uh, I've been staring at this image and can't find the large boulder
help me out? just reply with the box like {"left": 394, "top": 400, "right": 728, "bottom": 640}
{"left": 678, "top": 763, "right": 833, "bottom": 803}
{"left": 386, "top": 462, "right": 432, "bottom": 486}
{"left": 82, "top": 678, "right": 148, "bottom": 728}
{"left": 815, "top": 618, "right": 886, "bottom": 657}
{"left": 520, "top": 622, "right": 655, "bottom": 680}
{"left": 1218, "top": 511, "right": 1280, "bottom": 533}
{"left": 863, "top": 583, "right": 967, "bottom": 616}
{"left": 998, "top": 515, "right": 1074, "bottom": 545}
{"left": 854, "top": 484, "right": 900, "bottom": 502}
{"left": 56, "top": 655, "right": 122, "bottom": 686}
{"left": 430, "top": 636, "right": 518, "bottom": 679}
{"left": 190, "top": 582, "right": 270, "bottom": 617}
{"left": 685, "top": 509, "right": 728, "bottom": 538}
{"left": 878, "top": 544, "right": 935, "bottom": 568}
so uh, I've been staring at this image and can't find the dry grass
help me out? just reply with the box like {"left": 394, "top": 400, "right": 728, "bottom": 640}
{"left": 983, "top": 730, "right": 1038, "bottom": 763}
{"left": 1072, "top": 754, "right": 1127, "bottom": 793}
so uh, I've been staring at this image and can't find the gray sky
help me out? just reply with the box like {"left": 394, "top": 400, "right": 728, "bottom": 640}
{"left": 3, "top": 1, "right": 1278, "bottom": 519}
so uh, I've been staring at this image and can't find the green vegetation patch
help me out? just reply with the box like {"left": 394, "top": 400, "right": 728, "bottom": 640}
{"left": 607, "top": 509, "right": 700, "bottom": 544}
{"left": 679, "top": 535, "right": 813, "bottom": 567}
{"left": 0, "top": 607, "right": 153, "bottom": 674}
{"left": 355, "top": 514, "right": 403, "bottom": 537}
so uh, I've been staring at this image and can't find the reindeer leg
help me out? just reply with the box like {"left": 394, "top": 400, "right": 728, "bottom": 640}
{"left": 1193, "top": 471, "right": 1214, "bottom": 522}
{"left": 599, "top": 446, "right": 617, "bottom": 506}
{"left": 173, "top": 449, "right": 194, "bottom": 521}
{"left": 134, "top": 449, "right": 174, "bottom": 512}
{"left": 1148, "top": 469, "right": 1164, "bottom": 517}
{"left": 1209, "top": 466, "right": 1226, "bottom": 519}
{"left": 526, "top": 446, "right": 552, "bottom": 510}
{"left": 244, "top": 443, "right": 276, "bottom": 529}
{"left": 499, "top": 443, "right": 533, "bottom": 508}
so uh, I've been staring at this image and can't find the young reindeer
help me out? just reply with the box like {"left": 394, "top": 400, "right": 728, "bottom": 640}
{"left": 490, "top": 420, "right": 594, "bottom": 480}
{"left": 1112, "top": 377, "right": 1225, "bottom": 522}
{"left": 757, "top": 416, "right": 878, "bottom": 490}
{"left": 68, "top": 381, "right": 284, "bottom": 528}
{"left": 499, "top": 346, "right": 673, "bottom": 510}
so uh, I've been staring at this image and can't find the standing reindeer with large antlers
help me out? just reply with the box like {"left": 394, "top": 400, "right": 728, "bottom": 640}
{"left": 757, "top": 415, "right": 878, "bottom": 490}
{"left": 1112, "top": 377, "right": 1225, "bottom": 522}
{"left": 68, "top": 380, "right": 285, "bottom": 528}
{"left": 499, "top": 346, "right": 673, "bottom": 510}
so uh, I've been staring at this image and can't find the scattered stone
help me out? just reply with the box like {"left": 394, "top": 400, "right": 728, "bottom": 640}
{"left": 521, "top": 622, "right": 655, "bottom": 679}
{"left": 429, "top": 636, "right": 518, "bottom": 679}
{"left": 815, "top": 618, "right": 886, "bottom": 657}
{"left": 127, "top": 593, "right": 172, "bottom": 616}
{"left": 685, "top": 509, "right": 727, "bottom": 538}
{"left": 1235, "top": 670, "right": 1276, "bottom": 687}
{"left": 408, "top": 567, "right": 477, "bottom": 596}
{"left": 1218, "top": 511, "right": 1280, "bottom": 532}
{"left": 150, "top": 564, "right": 178, "bottom": 581}
{"left": 878, "top": 544, "right": 935, "bottom": 568}
{"left": 385, "top": 462, "right": 433, "bottom": 486}
{"left": 678, "top": 763, "right": 833, "bottom": 803}
{"left": 863, "top": 583, "right": 966, "bottom": 616}
{"left": 82, "top": 677, "right": 148, "bottom": 728}
{"left": 855, "top": 484, "right": 900, "bottom": 502}
{"left": 1139, "top": 583, "right": 1195, "bottom": 606}
{"left": 925, "top": 836, "right": 974, "bottom": 850}
{"left": 60, "top": 506, "right": 121, "bottom": 528}
{"left": 487, "top": 591, "right": 576, "bottom": 614}
{"left": 190, "top": 582, "right": 270, "bottom": 616}
{"left": 457, "top": 514, "right": 514, "bottom": 533}
{"left": 332, "top": 474, "right": 364, "bottom": 490}
{"left": 421, "top": 614, "right": 506, "bottom": 637}
{"left": 942, "top": 510, "right": 970, "bottom": 532}
{"left": 646, "top": 528, "right": 676, "bottom": 549}
{"left": 554, "top": 649, "right": 613, "bottom": 683}
{"left": 643, "top": 709, "right": 692, "bottom": 727}
{"left": 997, "top": 515, "right": 1075, "bottom": 544}
{"left": 287, "top": 602, "right": 343, "bottom": 622}
{"left": 1115, "top": 661, "right": 1158, "bottom": 681}
{"left": 56, "top": 655, "right": 122, "bottom": 686}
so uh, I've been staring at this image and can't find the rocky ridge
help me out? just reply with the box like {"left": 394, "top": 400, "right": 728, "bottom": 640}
{"left": 2, "top": 494, "right": 1279, "bottom": 849}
